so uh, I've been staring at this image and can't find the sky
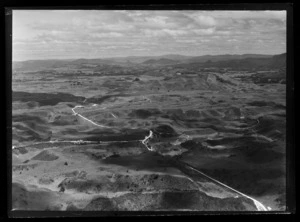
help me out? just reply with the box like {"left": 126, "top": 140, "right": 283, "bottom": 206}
{"left": 12, "top": 10, "right": 286, "bottom": 61}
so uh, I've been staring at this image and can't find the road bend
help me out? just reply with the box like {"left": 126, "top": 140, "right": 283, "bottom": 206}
{"left": 141, "top": 130, "right": 154, "bottom": 151}
{"left": 44, "top": 104, "right": 268, "bottom": 211}
{"left": 72, "top": 105, "right": 111, "bottom": 128}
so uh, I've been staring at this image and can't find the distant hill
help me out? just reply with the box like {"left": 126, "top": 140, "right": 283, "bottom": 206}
{"left": 109, "top": 54, "right": 273, "bottom": 64}
{"left": 154, "top": 54, "right": 193, "bottom": 61}
{"left": 172, "top": 53, "right": 286, "bottom": 70}
{"left": 13, "top": 53, "right": 286, "bottom": 72}
{"left": 103, "top": 54, "right": 193, "bottom": 64}
{"left": 142, "top": 58, "right": 179, "bottom": 65}
{"left": 211, "top": 53, "right": 286, "bottom": 69}
{"left": 13, "top": 60, "right": 70, "bottom": 72}
{"left": 184, "top": 54, "right": 274, "bottom": 64}
{"left": 70, "top": 58, "right": 117, "bottom": 65}
{"left": 270, "top": 53, "right": 286, "bottom": 68}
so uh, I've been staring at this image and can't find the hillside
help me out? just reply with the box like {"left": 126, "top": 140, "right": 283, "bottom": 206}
{"left": 172, "top": 53, "right": 286, "bottom": 71}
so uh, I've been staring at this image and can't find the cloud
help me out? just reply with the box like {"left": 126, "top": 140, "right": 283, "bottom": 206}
{"left": 145, "top": 16, "right": 169, "bottom": 26}
{"left": 202, "top": 10, "right": 286, "bottom": 21}
{"left": 193, "top": 27, "right": 216, "bottom": 35}
{"left": 90, "top": 32, "right": 124, "bottom": 38}
{"left": 12, "top": 10, "right": 286, "bottom": 61}
{"left": 162, "top": 29, "right": 188, "bottom": 36}
{"left": 227, "top": 39, "right": 239, "bottom": 42}
{"left": 176, "top": 39, "right": 197, "bottom": 43}
{"left": 189, "top": 15, "right": 217, "bottom": 27}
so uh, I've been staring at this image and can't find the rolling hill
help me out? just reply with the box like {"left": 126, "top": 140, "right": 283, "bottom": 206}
{"left": 12, "top": 53, "right": 286, "bottom": 72}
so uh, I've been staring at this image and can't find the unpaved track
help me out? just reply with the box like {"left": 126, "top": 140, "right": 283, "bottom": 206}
{"left": 142, "top": 130, "right": 154, "bottom": 151}
{"left": 13, "top": 102, "right": 268, "bottom": 211}
{"left": 72, "top": 105, "right": 111, "bottom": 128}
{"left": 185, "top": 164, "right": 267, "bottom": 211}
{"left": 70, "top": 104, "right": 268, "bottom": 211}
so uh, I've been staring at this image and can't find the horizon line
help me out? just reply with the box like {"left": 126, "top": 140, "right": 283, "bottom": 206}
{"left": 12, "top": 52, "right": 286, "bottom": 63}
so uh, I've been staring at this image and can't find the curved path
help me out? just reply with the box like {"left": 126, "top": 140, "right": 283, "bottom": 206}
{"left": 70, "top": 103, "right": 268, "bottom": 211}
{"left": 13, "top": 102, "right": 268, "bottom": 211}
{"left": 141, "top": 130, "right": 154, "bottom": 151}
{"left": 72, "top": 105, "right": 111, "bottom": 128}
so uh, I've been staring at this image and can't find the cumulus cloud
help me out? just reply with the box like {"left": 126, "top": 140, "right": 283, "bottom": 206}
{"left": 193, "top": 27, "right": 216, "bottom": 35}
{"left": 13, "top": 10, "right": 286, "bottom": 61}
{"left": 189, "top": 15, "right": 217, "bottom": 27}
{"left": 162, "top": 29, "right": 188, "bottom": 36}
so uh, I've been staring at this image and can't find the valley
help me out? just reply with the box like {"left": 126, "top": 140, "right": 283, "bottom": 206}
{"left": 12, "top": 54, "right": 286, "bottom": 211}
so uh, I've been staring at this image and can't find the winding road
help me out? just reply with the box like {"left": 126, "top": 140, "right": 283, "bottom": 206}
{"left": 71, "top": 105, "right": 111, "bottom": 128}
{"left": 13, "top": 102, "right": 269, "bottom": 211}
{"left": 141, "top": 130, "right": 154, "bottom": 151}
{"left": 70, "top": 103, "right": 268, "bottom": 211}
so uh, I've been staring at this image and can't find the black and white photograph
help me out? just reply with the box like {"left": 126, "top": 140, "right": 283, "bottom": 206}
{"left": 10, "top": 8, "right": 291, "bottom": 213}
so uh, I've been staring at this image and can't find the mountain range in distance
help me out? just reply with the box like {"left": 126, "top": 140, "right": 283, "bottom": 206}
{"left": 13, "top": 53, "right": 286, "bottom": 71}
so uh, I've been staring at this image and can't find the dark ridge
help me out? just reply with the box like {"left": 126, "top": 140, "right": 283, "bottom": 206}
{"left": 142, "top": 58, "right": 179, "bottom": 65}
{"left": 224, "top": 107, "right": 241, "bottom": 117}
{"left": 161, "top": 191, "right": 197, "bottom": 209}
{"left": 13, "top": 124, "right": 52, "bottom": 142}
{"left": 66, "top": 204, "right": 80, "bottom": 211}
{"left": 243, "top": 147, "right": 284, "bottom": 164}
{"left": 215, "top": 75, "right": 237, "bottom": 86}
{"left": 185, "top": 110, "right": 201, "bottom": 118}
{"left": 170, "top": 53, "right": 286, "bottom": 71}
{"left": 247, "top": 101, "right": 286, "bottom": 109}
{"left": 109, "top": 154, "right": 120, "bottom": 158}
{"left": 231, "top": 138, "right": 274, "bottom": 152}
{"left": 70, "top": 58, "right": 115, "bottom": 65}
{"left": 26, "top": 101, "right": 39, "bottom": 108}
{"left": 200, "top": 168, "right": 285, "bottom": 196}
{"left": 272, "top": 113, "right": 286, "bottom": 117}
{"left": 31, "top": 150, "right": 59, "bottom": 161}
{"left": 129, "top": 109, "right": 152, "bottom": 119}
{"left": 13, "top": 114, "right": 46, "bottom": 124}
{"left": 205, "top": 136, "right": 260, "bottom": 147}
{"left": 102, "top": 152, "right": 171, "bottom": 170}
{"left": 85, "top": 135, "right": 143, "bottom": 142}
{"left": 106, "top": 141, "right": 141, "bottom": 148}
{"left": 129, "top": 109, "right": 162, "bottom": 119}
{"left": 180, "top": 140, "right": 203, "bottom": 150}
{"left": 15, "top": 147, "right": 28, "bottom": 154}
{"left": 12, "top": 91, "right": 85, "bottom": 106}
{"left": 152, "top": 125, "right": 178, "bottom": 138}
{"left": 161, "top": 191, "right": 250, "bottom": 211}
{"left": 247, "top": 101, "right": 271, "bottom": 107}
{"left": 274, "top": 104, "right": 286, "bottom": 109}
{"left": 13, "top": 122, "right": 49, "bottom": 134}
{"left": 186, "top": 54, "right": 273, "bottom": 64}
{"left": 84, "top": 197, "right": 114, "bottom": 211}
{"left": 84, "top": 129, "right": 150, "bottom": 142}
{"left": 255, "top": 116, "right": 285, "bottom": 135}
{"left": 85, "top": 94, "right": 122, "bottom": 105}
